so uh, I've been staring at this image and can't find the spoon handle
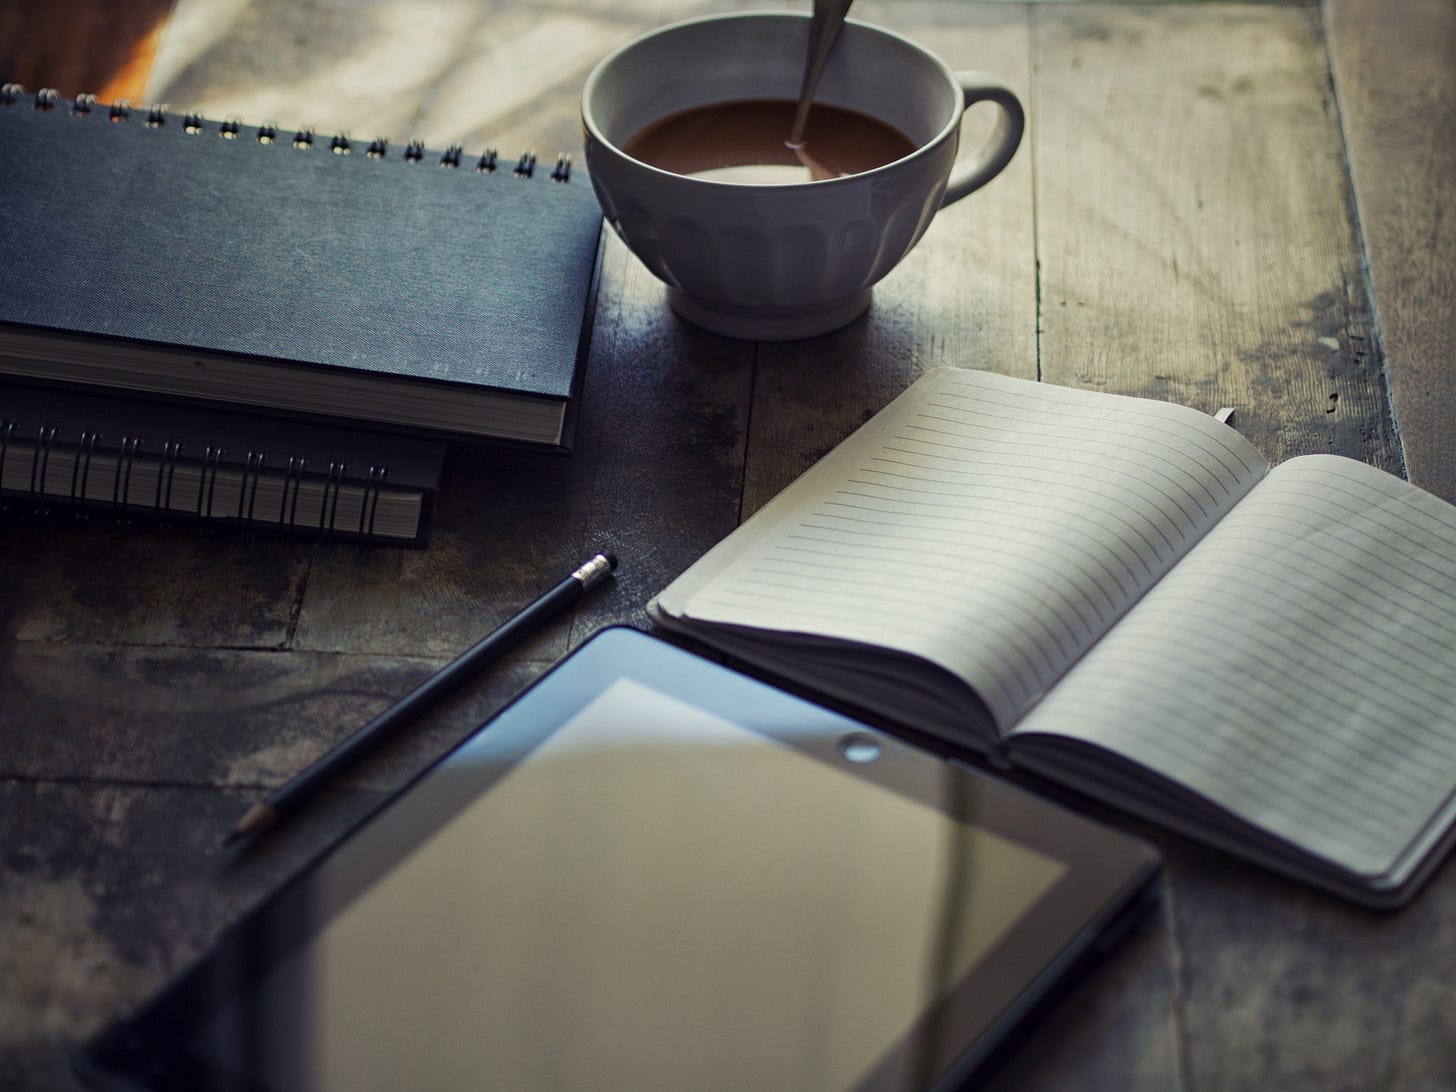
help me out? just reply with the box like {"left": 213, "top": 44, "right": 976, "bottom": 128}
{"left": 789, "top": 0, "right": 854, "bottom": 146}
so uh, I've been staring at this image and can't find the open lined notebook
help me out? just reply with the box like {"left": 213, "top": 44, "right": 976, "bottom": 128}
{"left": 650, "top": 367, "right": 1456, "bottom": 907}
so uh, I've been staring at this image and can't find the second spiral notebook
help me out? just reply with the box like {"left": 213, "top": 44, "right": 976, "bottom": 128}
{"left": 0, "top": 90, "right": 604, "bottom": 450}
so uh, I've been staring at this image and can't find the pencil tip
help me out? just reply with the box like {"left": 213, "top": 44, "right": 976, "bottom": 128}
{"left": 223, "top": 802, "right": 278, "bottom": 847}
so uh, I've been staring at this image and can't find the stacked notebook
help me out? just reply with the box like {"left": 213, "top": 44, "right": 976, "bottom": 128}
{"left": 0, "top": 383, "right": 445, "bottom": 544}
{"left": 0, "top": 85, "right": 605, "bottom": 544}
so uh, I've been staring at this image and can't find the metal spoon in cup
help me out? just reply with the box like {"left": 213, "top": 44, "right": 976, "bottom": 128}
{"left": 787, "top": 0, "right": 854, "bottom": 180}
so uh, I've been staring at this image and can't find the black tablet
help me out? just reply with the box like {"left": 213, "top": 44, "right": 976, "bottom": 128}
{"left": 77, "top": 626, "right": 1158, "bottom": 1091}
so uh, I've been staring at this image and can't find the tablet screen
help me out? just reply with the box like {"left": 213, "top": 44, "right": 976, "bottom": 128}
{"left": 80, "top": 628, "right": 1157, "bottom": 1091}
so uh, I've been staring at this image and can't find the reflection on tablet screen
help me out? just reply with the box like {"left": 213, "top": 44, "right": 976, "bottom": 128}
{"left": 193, "top": 679, "right": 1065, "bottom": 1090}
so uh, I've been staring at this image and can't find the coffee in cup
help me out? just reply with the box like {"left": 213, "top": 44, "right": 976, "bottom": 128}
{"left": 622, "top": 98, "right": 917, "bottom": 185}
{"left": 581, "top": 12, "right": 1024, "bottom": 340}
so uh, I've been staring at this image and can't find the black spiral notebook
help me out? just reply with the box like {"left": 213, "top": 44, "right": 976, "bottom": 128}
{"left": 0, "top": 86, "right": 604, "bottom": 449}
{"left": 0, "top": 381, "right": 445, "bottom": 544}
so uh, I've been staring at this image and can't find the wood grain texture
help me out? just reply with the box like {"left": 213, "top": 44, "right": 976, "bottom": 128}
{"left": 569, "top": 234, "right": 757, "bottom": 603}
{"left": 1168, "top": 841, "right": 1456, "bottom": 1091}
{"left": 0, "top": 520, "right": 307, "bottom": 648}
{"left": 1326, "top": 0, "right": 1456, "bottom": 504}
{"left": 1033, "top": 3, "right": 1399, "bottom": 474}
{"left": 0, "top": 779, "right": 391, "bottom": 1092}
{"left": 0, "top": 642, "right": 542, "bottom": 789}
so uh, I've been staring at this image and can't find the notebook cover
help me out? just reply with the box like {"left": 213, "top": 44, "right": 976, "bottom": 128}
{"left": 0, "top": 90, "right": 602, "bottom": 437}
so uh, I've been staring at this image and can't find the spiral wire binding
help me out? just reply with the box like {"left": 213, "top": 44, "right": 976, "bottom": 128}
{"left": 112, "top": 435, "right": 141, "bottom": 512}
{"left": 30, "top": 426, "right": 55, "bottom": 496}
{"left": 284, "top": 455, "right": 305, "bottom": 532}
{"left": 361, "top": 465, "right": 387, "bottom": 538}
{"left": 0, "top": 89, "right": 579, "bottom": 193}
{"left": 0, "top": 407, "right": 402, "bottom": 541}
{"left": 72, "top": 430, "right": 98, "bottom": 512}
{"left": 320, "top": 460, "right": 346, "bottom": 541}
{"left": 159, "top": 440, "right": 182, "bottom": 516}
{"left": 199, "top": 446, "right": 223, "bottom": 520}
{"left": 238, "top": 450, "right": 264, "bottom": 530}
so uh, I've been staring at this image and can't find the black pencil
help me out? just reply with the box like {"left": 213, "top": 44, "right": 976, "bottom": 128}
{"left": 222, "top": 551, "right": 618, "bottom": 845}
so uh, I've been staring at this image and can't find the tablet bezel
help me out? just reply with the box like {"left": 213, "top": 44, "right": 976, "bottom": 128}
{"left": 77, "top": 626, "right": 1158, "bottom": 1091}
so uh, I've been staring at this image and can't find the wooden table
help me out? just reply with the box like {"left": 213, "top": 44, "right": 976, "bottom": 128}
{"left": 2, "top": 1, "right": 1453, "bottom": 1088}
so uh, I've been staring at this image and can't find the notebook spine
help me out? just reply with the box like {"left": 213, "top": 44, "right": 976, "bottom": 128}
{"left": 0, "top": 83, "right": 575, "bottom": 182}
{"left": 0, "top": 415, "right": 412, "bottom": 544}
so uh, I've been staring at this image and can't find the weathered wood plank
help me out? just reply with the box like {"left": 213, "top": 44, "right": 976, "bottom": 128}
{"left": 1326, "top": 0, "right": 1456, "bottom": 504}
{"left": 0, "top": 517, "right": 307, "bottom": 648}
{"left": 0, "top": 779, "right": 391, "bottom": 1092}
{"left": 1033, "top": 3, "right": 1399, "bottom": 473}
{"left": 0, "top": 642, "right": 544, "bottom": 790}
{"left": 745, "top": 0, "right": 1040, "bottom": 516}
{"left": 1031, "top": 10, "right": 1446, "bottom": 1090}
{"left": 570, "top": 234, "right": 757, "bottom": 612}
{"left": 1168, "top": 841, "right": 1456, "bottom": 1091}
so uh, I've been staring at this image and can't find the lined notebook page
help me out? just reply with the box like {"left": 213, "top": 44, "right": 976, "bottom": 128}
{"left": 656, "top": 368, "right": 1268, "bottom": 729}
{"left": 1014, "top": 454, "right": 1456, "bottom": 878}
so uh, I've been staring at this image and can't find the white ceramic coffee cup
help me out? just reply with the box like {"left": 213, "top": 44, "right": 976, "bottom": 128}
{"left": 581, "top": 11, "right": 1024, "bottom": 340}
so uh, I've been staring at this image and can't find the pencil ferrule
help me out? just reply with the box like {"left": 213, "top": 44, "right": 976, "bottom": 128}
{"left": 572, "top": 553, "right": 614, "bottom": 589}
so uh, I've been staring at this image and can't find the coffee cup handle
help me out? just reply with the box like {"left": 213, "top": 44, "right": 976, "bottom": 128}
{"left": 942, "top": 73, "right": 1025, "bottom": 206}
